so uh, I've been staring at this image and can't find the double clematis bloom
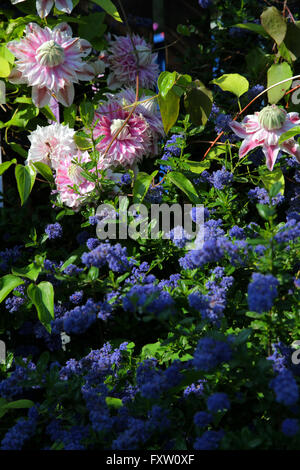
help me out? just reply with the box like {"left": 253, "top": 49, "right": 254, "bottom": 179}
{"left": 230, "top": 104, "right": 300, "bottom": 171}
{"left": 55, "top": 151, "right": 95, "bottom": 210}
{"left": 105, "top": 34, "right": 159, "bottom": 90}
{"left": 10, "top": 0, "right": 73, "bottom": 18}
{"left": 7, "top": 23, "right": 94, "bottom": 108}
{"left": 93, "top": 101, "right": 152, "bottom": 169}
{"left": 26, "top": 123, "right": 76, "bottom": 169}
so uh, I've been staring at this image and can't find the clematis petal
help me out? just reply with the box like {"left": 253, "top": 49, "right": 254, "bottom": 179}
{"left": 78, "top": 39, "right": 92, "bottom": 57}
{"left": 53, "top": 22, "right": 73, "bottom": 36}
{"left": 55, "top": 0, "right": 73, "bottom": 13}
{"left": 229, "top": 120, "right": 249, "bottom": 138}
{"left": 239, "top": 134, "right": 264, "bottom": 158}
{"left": 262, "top": 145, "right": 280, "bottom": 171}
{"left": 287, "top": 112, "right": 300, "bottom": 124}
{"left": 56, "top": 82, "right": 74, "bottom": 107}
{"left": 281, "top": 139, "right": 300, "bottom": 164}
{"left": 36, "top": 0, "right": 54, "bottom": 18}
{"left": 76, "top": 63, "right": 95, "bottom": 81}
{"left": 32, "top": 86, "right": 51, "bottom": 108}
{"left": 8, "top": 68, "right": 27, "bottom": 84}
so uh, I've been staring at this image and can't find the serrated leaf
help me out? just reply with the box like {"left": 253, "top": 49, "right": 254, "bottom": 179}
{"left": 27, "top": 282, "right": 54, "bottom": 334}
{"left": 267, "top": 62, "right": 292, "bottom": 104}
{"left": 261, "top": 6, "right": 287, "bottom": 45}
{"left": 0, "top": 275, "right": 24, "bottom": 303}
{"left": 167, "top": 171, "right": 200, "bottom": 204}
{"left": 211, "top": 73, "right": 249, "bottom": 98}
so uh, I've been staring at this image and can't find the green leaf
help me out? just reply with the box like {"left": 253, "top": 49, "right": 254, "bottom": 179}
{"left": 79, "top": 100, "right": 94, "bottom": 126}
{"left": 133, "top": 171, "right": 158, "bottom": 204}
{"left": 158, "top": 89, "right": 180, "bottom": 134}
{"left": 90, "top": 0, "right": 122, "bottom": 22}
{"left": 184, "top": 80, "right": 213, "bottom": 126}
{"left": 232, "top": 23, "right": 269, "bottom": 37}
{"left": 183, "top": 160, "right": 210, "bottom": 174}
{"left": 211, "top": 73, "right": 249, "bottom": 98}
{"left": 284, "top": 23, "right": 300, "bottom": 59}
{"left": 0, "top": 275, "right": 24, "bottom": 303}
{"left": 105, "top": 397, "right": 123, "bottom": 409}
{"left": 167, "top": 171, "right": 200, "bottom": 204}
{"left": 32, "top": 162, "right": 54, "bottom": 183}
{"left": 278, "top": 125, "right": 300, "bottom": 145}
{"left": 63, "top": 104, "right": 77, "bottom": 127}
{"left": 267, "top": 62, "right": 292, "bottom": 104}
{"left": 27, "top": 282, "right": 54, "bottom": 333}
{"left": 269, "top": 182, "right": 283, "bottom": 198}
{"left": 74, "top": 134, "right": 92, "bottom": 150}
{"left": 15, "top": 164, "right": 36, "bottom": 205}
{"left": 256, "top": 203, "right": 276, "bottom": 220}
{"left": 259, "top": 167, "right": 285, "bottom": 195}
{"left": 78, "top": 12, "right": 106, "bottom": 41}
{"left": 0, "top": 399, "right": 34, "bottom": 419}
{"left": 261, "top": 6, "right": 287, "bottom": 45}
{"left": 9, "top": 143, "right": 27, "bottom": 158}
{"left": 12, "top": 263, "right": 41, "bottom": 282}
{"left": 0, "top": 159, "right": 16, "bottom": 175}
{"left": 0, "top": 57, "right": 11, "bottom": 78}
{"left": 0, "top": 45, "right": 15, "bottom": 65}
{"left": 40, "top": 106, "right": 57, "bottom": 122}
{"left": 158, "top": 71, "right": 177, "bottom": 98}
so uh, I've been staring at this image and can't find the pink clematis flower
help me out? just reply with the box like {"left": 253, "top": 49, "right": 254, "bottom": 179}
{"left": 7, "top": 22, "right": 94, "bottom": 108}
{"left": 11, "top": 0, "right": 73, "bottom": 18}
{"left": 55, "top": 151, "right": 95, "bottom": 210}
{"left": 105, "top": 34, "right": 159, "bottom": 90}
{"left": 229, "top": 104, "right": 300, "bottom": 171}
{"left": 93, "top": 102, "right": 152, "bottom": 169}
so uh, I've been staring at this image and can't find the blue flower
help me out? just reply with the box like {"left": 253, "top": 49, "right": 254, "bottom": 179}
{"left": 45, "top": 222, "right": 63, "bottom": 240}
{"left": 281, "top": 418, "right": 299, "bottom": 437}
{"left": 193, "top": 337, "right": 232, "bottom": 371}
{"left": 194, "top": 411, "right": 212, "bottom": 428}
{"left": 207, "top": 392, "right": 230, "bottom": 413}
{"left": 247, "top": 273, "right": 279, "bottom": 313}
{"left": 270, "top": 370, "right": 299, "bottom": 406}
{"left": 194, "top": 430, "right": 224, "bottom": 450}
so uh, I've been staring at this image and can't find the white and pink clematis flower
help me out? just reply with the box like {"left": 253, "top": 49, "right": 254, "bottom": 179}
{"left": 93, "top": 102, "right": 152, "bottom": 169}
{"left": 229, "top": 104, "right": 300, "bottom": 171}
{"left": 11, "top": 0, "right": 73, "bottom": 18}
{"left": 55, "top": 151, "right": 95, "bottom": 210}
{"left": 27, "top": 123, "right": 76, "bottom": 169}
{"left": 7, "top": 22, "right": 94, "bottom": 108}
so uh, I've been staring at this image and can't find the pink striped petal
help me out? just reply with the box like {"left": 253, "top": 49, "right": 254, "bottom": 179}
{"left": 36, "top": 0, "right": 53, "bottom": 18}
{"left": 55, "top": 0, "right": 73, "bottom": 13}
{"left": 229, "top": 121, "right": 249, "bottom": 138}
{"left": 281, "top": 139, "right": 300, "bottom": 163}
{"left": 239, "top": 136, "right": 262, "bottom": 158}
{"left": 53, "top": 22, "right": 73, "bottom": 36}
{"left": 56, "top": 82, "right": 74, "bottom": 107}
{"left": 32, "top": 86, "right": 51, "bottom": 108}
{"left": 76, "top": 63, "right": 95, "bottom": 81}
{"left": 262, "top": 145, "right": 280, "bottom": 171}
{"left": 8, "top": 68, "right": 27, "bottom": 84}
{"left": 78, "top": 39, "right": 92, "bottom": 57}
{"left": 287, "top": 112, "right": 300, "bottom": 124}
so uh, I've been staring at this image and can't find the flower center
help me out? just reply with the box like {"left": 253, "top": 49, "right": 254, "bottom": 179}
{"left": 67, "top": 164, "right": 83, "bottom": 185}
{"left": 36, "top": 40, "right": 65, "bottom": 67}
{"left": 110, "top": 119, "right": 129, "bottom": 140}
{"left": 258, "top": 104, "right": 286, "bottom": 131}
